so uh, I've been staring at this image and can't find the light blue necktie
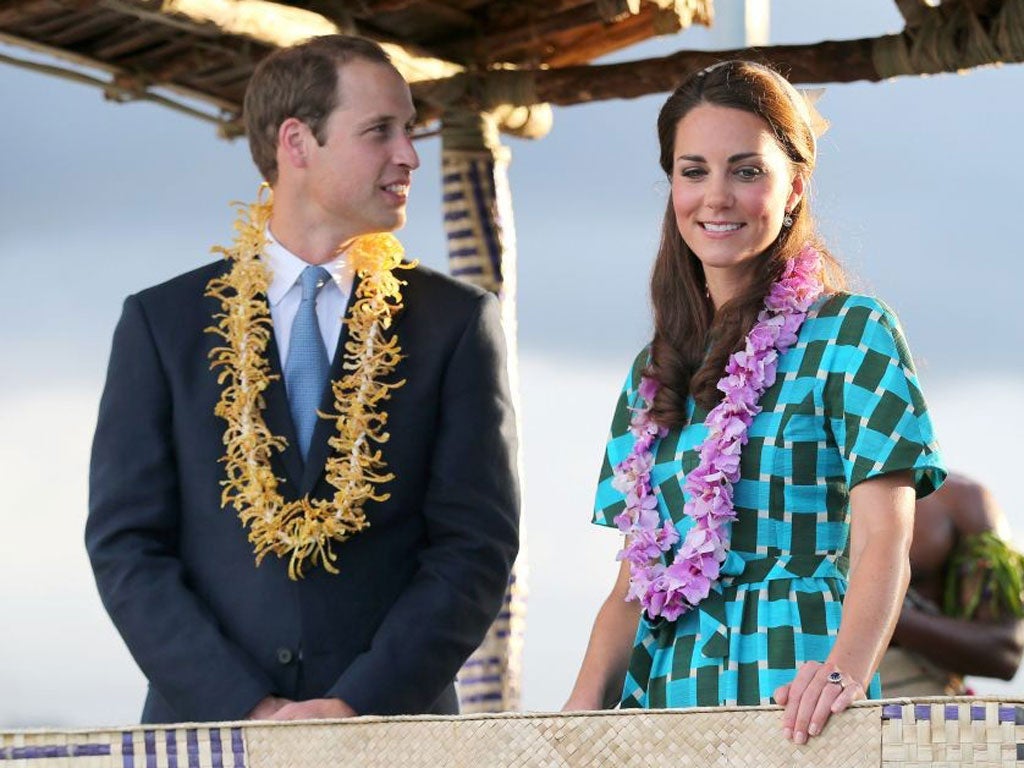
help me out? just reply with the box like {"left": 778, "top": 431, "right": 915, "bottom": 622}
{"left": 284, "top": 265, "right": 331, "bottom": 461}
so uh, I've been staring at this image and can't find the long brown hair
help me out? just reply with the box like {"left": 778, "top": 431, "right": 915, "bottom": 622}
{"left": 647, "top": 60, "right": 846, "bottom": 428}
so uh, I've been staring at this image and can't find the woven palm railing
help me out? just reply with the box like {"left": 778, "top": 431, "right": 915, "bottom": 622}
{"left": 3, "top": 698, "right": 1024, "bottom": 767}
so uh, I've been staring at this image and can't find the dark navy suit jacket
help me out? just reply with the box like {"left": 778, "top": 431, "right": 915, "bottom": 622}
{"left": 86, "top": 259, "right": 520, "bottom": 723}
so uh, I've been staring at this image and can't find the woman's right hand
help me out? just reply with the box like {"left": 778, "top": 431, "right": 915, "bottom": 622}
{"left": 563, "top": 558, "right": 641, "bottom": 711}
{"left": 562, "top": 693, "right": 603, "bottom": 712}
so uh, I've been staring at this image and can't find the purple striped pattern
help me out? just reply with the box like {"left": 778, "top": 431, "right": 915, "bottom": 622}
{"left": 880, "top": 703, "right": 902, "bottom": 720}
{"left": 459, "top": 691, "right": 504, "bottom": 705}
{"left": 0, "top": 743, "right": 111, "bottom": 760}
{"left": 998, "top": 705, "right": 1021, "bottom": 724}
{"left": 31, "top": 727, "right": 236, "bottom": 768}
{"left": 442, "top": 157, "right": 504, "bottom": 287}
{"left": 122, "top": 731, "right": 135, "bottom": 768}
{"left": 144, "top": 730, "right": 156, "bottom": 768}
{"left": 186, "top": 729, "right": 199, "bottom": 768}
{"left": 881, "top": 702, "right": 1021, "bottom": 724}
{"left": 231, "top": 728, "right": 245, "bottom": 768}
{"left": 210, "top": 727, "right": 223, "bottom": 768}
{"left": 457, "top": 673, "right": 503, "bottom": 687}
{"left": 165, "top": 731, "right": 178, "bottom": 768}
{"left": 881, "top": 701, "right": 1024, "bottom": 764}
{"left": 460, "top": 654, "right": 502, "bottom": 669}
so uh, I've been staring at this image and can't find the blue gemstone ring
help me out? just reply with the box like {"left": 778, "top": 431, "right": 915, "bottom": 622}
{"left": 827, "top": 670, "right": 846, "bottom": 689}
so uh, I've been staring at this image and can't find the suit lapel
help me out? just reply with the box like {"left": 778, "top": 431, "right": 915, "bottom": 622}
{"left": 263, "top": 316, "right": 305, "bottom": 493}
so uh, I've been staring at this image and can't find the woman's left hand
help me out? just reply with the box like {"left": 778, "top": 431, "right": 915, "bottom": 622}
{"left": 774, "top": 660, "right": 865, "bottom": 744}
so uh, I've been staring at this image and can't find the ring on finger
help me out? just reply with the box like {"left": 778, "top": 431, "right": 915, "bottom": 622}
{"left": 826, "top": 670, "right": 846, "bottom": 690}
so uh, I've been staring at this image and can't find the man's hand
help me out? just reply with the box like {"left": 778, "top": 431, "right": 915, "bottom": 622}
{"left": 268, "top": 698, "right": 358, "bottom": 720}
{"left": 246, "top": 696, "right": 293, "bottom": 720}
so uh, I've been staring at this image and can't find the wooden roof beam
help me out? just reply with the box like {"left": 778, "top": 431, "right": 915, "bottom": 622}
{"left": 0, "top": 0, "right": 98, "bottom": 27}
{"left": 961, "top": 0, "right": 1004, "bottom": 13}
{"left": 528, "top": 0, "right": 598, "bottom": 12}
{"left": 480, "top": 3, "right": 620, "bottom": 60}
{"left": 474, "top": 0, "right": 709, "bottom": 65}
{"left": 893, "top": 0, "right": 934, "bottom": 28}
{"left": 42, "top": 10, "right": 121, "bottom": 44}
{"left": 305, "top": 0, "right": 477, "bottom": 31}
{"left": 361, "top": 0, "right": 417, "bottom": 11}
{"left": 412, "top": 0, "right": 1024, "bottom": 111}
{"left": 543, "top": 2, "right": 707, "bottom": 67}
{"left": 87, "top": 0, "right": 465, "bottom": 82}
{"left": 0, "top": 35, "right": 241, "bottom": 121}
{"left": 896, "top": 0, "right": 1004, "bottom": 27}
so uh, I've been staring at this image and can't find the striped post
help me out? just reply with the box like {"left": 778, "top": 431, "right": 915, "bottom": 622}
{"left": 442, "top": 110, "right": 527, "bottom": 713}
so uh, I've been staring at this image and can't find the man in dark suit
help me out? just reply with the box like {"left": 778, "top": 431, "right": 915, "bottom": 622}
{"left": 86, "top": 35, "right": 520, "bottom": 723}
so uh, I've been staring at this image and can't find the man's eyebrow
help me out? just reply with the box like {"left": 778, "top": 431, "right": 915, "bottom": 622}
{"left": 358, "top": 112, "right": 418, "bottom": 128}
{"left": 358, "top": 113, "right": 397, "bottom": 126}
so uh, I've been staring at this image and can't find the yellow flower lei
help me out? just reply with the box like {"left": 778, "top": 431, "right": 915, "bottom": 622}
{"left": 204, "top": 186, "right": 413, "bottom": 579}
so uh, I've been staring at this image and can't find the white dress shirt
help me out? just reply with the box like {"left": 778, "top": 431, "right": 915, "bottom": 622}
{"left": 262, "top": 228, "right": 356, "bottom": 367}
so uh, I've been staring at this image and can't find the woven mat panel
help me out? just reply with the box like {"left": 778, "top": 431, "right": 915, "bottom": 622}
{"left": 245, "top": 707, "right": 880, "bottom": 768}
{"left": 880, "top": 699, "right": 1024, "bottom": 767}
{"left": 5, "top": 699, "right": 1024, "bottom": 767}
{"left": 0, "top": 724, "right": 246, "bottom": 767}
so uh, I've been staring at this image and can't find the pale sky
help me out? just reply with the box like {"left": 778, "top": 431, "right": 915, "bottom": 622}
{"left": 1, "top": 1, "right": 1022, "bottom": 727}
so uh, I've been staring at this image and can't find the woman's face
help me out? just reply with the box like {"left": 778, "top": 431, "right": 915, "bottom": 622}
{"left": 671, "top": 103, "right": 803, "bottom": 291}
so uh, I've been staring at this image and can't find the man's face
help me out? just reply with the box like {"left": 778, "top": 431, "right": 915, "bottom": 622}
{"left": 304, "top": 60, "right": 419, "bottom": 242}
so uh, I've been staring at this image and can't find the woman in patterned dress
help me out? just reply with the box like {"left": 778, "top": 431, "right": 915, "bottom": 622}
{"left": 564, "top": 61, "right": 946, "bottom": 744}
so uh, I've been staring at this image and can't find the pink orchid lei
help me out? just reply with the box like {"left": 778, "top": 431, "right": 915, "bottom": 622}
{"left": 612, "top": 245, "right": 825, "bottom": 621}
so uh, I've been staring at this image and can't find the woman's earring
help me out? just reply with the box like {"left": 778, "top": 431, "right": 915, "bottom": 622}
{"left": 782, "top": 212, "right": 794, "bottom": 228}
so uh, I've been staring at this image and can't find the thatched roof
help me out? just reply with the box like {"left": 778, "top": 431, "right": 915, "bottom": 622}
{"left": 0, "top": 0, "right": 709, "bottom": 132}
{"left": 1, "top": 0, "right": 1023, "bottom": 137}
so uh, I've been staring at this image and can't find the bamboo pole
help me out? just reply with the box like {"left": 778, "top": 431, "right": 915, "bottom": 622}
{"left": 440, "top": 109, "right": 529, "bottom": 713}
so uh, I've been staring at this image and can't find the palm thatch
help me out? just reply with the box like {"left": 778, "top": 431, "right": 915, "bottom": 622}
{"left": 2, "top": 0, "right": 1023, "bottom": 137}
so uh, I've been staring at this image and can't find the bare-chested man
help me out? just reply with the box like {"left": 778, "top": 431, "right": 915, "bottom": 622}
{"left": 880, "top": 472, "right": 1024, "bottom": 696}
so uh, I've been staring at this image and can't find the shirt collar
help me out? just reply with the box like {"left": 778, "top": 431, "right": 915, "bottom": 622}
{"left": 263, "top": 228, "right": 354, "bottom": 306}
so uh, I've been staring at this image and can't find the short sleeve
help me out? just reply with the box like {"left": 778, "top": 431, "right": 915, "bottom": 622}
{"left": 821, "top": 294, "right": 946, "bottom": 497}
{"left": 593, "top": 348, "right": 650, "bottom": 527}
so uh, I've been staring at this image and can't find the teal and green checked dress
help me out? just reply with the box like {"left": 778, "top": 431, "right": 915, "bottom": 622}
{"left": 593, "top": 293, "right": 946, "bottom": 708}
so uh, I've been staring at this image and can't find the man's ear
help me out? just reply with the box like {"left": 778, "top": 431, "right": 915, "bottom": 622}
{"left": 278, "top": 117, "right": 311, "bottom": 172}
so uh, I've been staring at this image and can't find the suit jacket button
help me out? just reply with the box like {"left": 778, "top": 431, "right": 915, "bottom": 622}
{"left": 276, "top": 647, "right": 294, "bottom": 665}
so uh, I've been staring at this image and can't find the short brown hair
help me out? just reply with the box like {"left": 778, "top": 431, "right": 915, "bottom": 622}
{"left": 244, "top": 35, "right": 395, "bottom": 183}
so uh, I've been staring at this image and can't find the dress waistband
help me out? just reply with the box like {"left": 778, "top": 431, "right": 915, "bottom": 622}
{"left": 721, "top": 553, "right": 849, "bottom": 584}
{"left": 643, "top": 553, "right": 849, "bottom": 660}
